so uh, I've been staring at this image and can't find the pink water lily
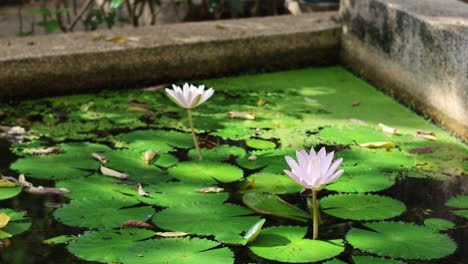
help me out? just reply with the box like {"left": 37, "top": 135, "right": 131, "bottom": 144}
{"left": 165, "top": 83, "right": 214, "bottom": 109}
{"left": 284, "top": 147, "right": 344, "bottom": 190}
{"left": 284, "top": 147, "right": 344, "bottom": 240}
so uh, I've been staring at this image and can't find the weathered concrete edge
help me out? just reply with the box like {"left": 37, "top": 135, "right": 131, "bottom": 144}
{"left": 0, "top": 13, "right": 341, "bottom": 100}
{"left": 341, "top": 34, "right": 467, "bottom": 139}
{"left": 339, "top": 0, "right": 468, "bottom": 139}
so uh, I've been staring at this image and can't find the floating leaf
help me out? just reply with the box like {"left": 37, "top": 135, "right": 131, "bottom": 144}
{"left": 246, "top": 139, "right": 276, "bottom": 150}
{"left": 353, "top": 256, "right": 406, "bottom": 264}
{"left": 0, "top": 179, "right": 18, "bottom": 188}
{"left": 320, "top": 125, "right": 389, "bottom": 145}
{"left": 359, "top": 141, "right": 395, "bottom": 150}
{"left": 153, "top": 202, "right": 260, "bottom": 244}
{"left": 446, "top": 195, "right": 468, "bottom": 219}
{"left": 155, "top": 232, "right": 189, "bottom": 237}
{"left": 123, "top": 237, "right": 234, "bottom": 264}
{"left": 0, "top": 209, "right": 31, "bottom": 239}
{"left": 54, "top": 197, "right": 154, "bottom": 229}
{"left": 43, "top": 235, "right": 76, "bottom": 245}
{"left": 244, "top": 172, "right": 303, "bottom": 194}
{"left": 143, "top": 182, "right": 228, "bottom": 207}
{"left": 168, "top": 161, "right": 243, "bottom": 184}
{"left": 325, "top": 166, "right": 395, "bottom": 193}
{"left": 346, "top": 221, "right": 457, "bottom": 260}
{"left": 196, "top": 187, "right": 224, "bottom": 193}
{"left": 120, "top": 130, "right": 192, "bottom": 153}
{"left": 249, "top": 226, "right": 344, "bottom": 263}
{"left": 100, "top": 165, "right": 129, "bottom": 179}
{"left": 0, "top": 186, "right": 22, "bottom": 200}
{"left": 242, "top": 192, "right": 309, "bottom": 222}
{"left": 424, "top": 218, "right": 455, "bottom": 231}
{"left": 0, "top": 213, "right": 11, "bottom": 228}
{"left": 188, "top": 145, "right": 246, "bottom": 161}
{"left": 378, "top": 123, "right": 400, "bottom": 135}
{"left": 68, "top": 228, "right": 155, "bottom": 263}
{"left": 243, "top": 218, "right": 266, "bottom": 243}
{"left": 320, "top": 194, "right": 405, "bottom": 220}
{"left": 122, "top": 219, "right": 155, "bottom": 230}
{"left": 141, "top": 150, "right": 158, "bottom": 165}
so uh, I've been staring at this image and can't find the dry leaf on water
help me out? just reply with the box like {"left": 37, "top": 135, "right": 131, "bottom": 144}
{"left": 196, "top": 187, "right": 225, "bottom": 193}
{"left": 155, "top": 232, "right": 189, "bottom": 238}
{"left": 416, "top": 130, "right": 437, "bottom": 140}
{"left": 0, "top": 213, "right": 11, "bottom": 228}
{"left": 352, "top": 101, "right": 361, "bottom": 107}
{"left": 348, "top": 118, "right": 367, "bottom": 125}
{"left": 30, "top": 147, "right": 60, "bottom": 155}
{"left": 25, "top": 186, "right": 70, "bottom": 195}
{"left": 141, "top": 150, "right": 158, "bottom": 165}
{"left": 359, "top": 141, "right": 395, "bottom": 149}
{"left": 19, "top": 174, "right": 33, "bottom": 188}
{"left": 91, "top": 152, "right": 108, "bottom": 164}
{"left": 121, "top": 219, "right": 155, "bottom": 230}
{"left": 137, "top": 184, "right": 150, "bottom": 197}
{"left": 304, "top": 97, "right": 317, "bottom": 103}
{"left": 128, "top": 98, "right": 149, "bottom": 108}
{"left": 100, "top": 165, "right": 129, "bottom": 179}
{"left": 378, "top": 123, "right": 400, "bottom": 135}
{"left": 228, "top": 111, "right": 255, "bottom": 120}
{"left": 0, "top": 179, "right": 17, "bottom": 188}
{"left": 408, "top": 147, "right": 439, "bottom": 154}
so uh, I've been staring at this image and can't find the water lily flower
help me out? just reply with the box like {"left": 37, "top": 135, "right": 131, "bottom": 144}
{"left": 284, "top": 147, "right": 344, "bottom": 240}
{"left": 165, "top": 83, "right": 214, "bottom": 110}
{"left": 284, "top": 147, "right": 344, "bottom": 190}
{"left": 165, "top": 83, "right": 215, "bottom": 160}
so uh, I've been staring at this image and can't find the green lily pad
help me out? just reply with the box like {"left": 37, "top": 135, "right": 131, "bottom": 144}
{"left": 123, "top": 237, "right": 234, "bottom": 264}
{"left": 153, "top": 202, "right": 260, "bottom": 244}
{"left": 0, "top": 186, "right": 22, "bottom": 200}
{"left": 0, "top": 209, "right": 31, "bottom": 239}
{"left": 325, "top": 165, "right": 395, "bottom": 193}
{"left": 424, "top": 218, "right": 455, "bottom": 231}
{"left": 320, "top": 194, "right": 405, "bottom": 220}
{"left": 188, "top": 145, "right": 246, "bottom": 161}
{"left": 249, "top": 225, "right": 344, "bottom": 263}
{"left": 353, "top": 256, "right": 406, "bottom": 264}
{"left": 54, "top": 197, "right": 154, "bottom": 229}
{"left": 446, "top": 195, "right": 468, "bottom": 219}
{"left": 11, "top": 143, "right": 109, "bottom": 180}
{"left": 242, "top": 192, "right": 309, "bottom": 222}
{"left": 323, "top": 259, "right": 347, "bottom": 264}
{"left": 246, "top": 139, "right": 276, "bottom": 150}
{"left": 68, "top": 228, "right": 156, "bottom": 263}
{"left": 320, "top": 125, "right": 390, "bottom": 145}
{"left": 346, "top": 221, "right": 457, "bottom": 260}
{"left": 243, "top": 172, "right": 303, "bottom": 194}
{"left": 120, "top": 130, "right": 193, "bottom": 153}
{"left": 43, "top": 235, "right": 77, "bottom": 245}
{"left": 154, "top": 153, "right": 178, "bottom": 168}
{"left": 168, "top": 161, "right": 243, "bottom": 184}
{"left": 143, "top": 182, "right": 229, "bottom": 207}
{"left": 213, "top": 124, "right": 254, "bottom": 140}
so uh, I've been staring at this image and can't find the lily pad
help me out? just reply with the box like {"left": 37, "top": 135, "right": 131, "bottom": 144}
{"left": 320, "top": 125, "right": 390, "bottom": 145}
{"left": 68, "top": 228, "right": 155, "bottom": 263}
{"left": 0, "top": 209, "right": 31, "bottom": 239}
{"left": 346, "top": 221, "right": 457, "bottom": 260}
{"left": 243, "top": 172, "right": 303, "bottom": 194}
{"left": 54, "top": 197, "right": 154, "bottom": 229}
{"left": 320, "top": 194, "right": 405, "bottom": 220}
{"left": 336, "top": 148, "right": 415, "bottom": 172}
{"left": 11, "top": 143, "right": 109, "bottom": 180}
{"left": 168, "top": 161, "right": 243, "bottom": 184}
{"left": 246, "top": 139, "right": 276, "bottom": 150}
{"left": 123, "top": 237, "right": 234, "bottom": 264}
{"left": 0, "top": 186, "right": 22, "bottom": 200}
{"left": 446, "top": 195, "right": 468, "bottom": 219}
{"left": 242, "top": 192, "right": 309, "bottom": 222}
{"left": 143, "top": 182, "right": 229, "bottom": 207}
{"left": 249, "top": 225, "right": 344, "bottom": 263}
{"left": 153, "top": 202, "right": 260, "bottom": 244}
{"left": 120, "top": 130, "right": 193, "bottom": 153}
{"left": 188, "top": 145, "right": 246, "bottom": 161}
{"left": 325, "top": 165, "right": 395, "bottom": 193}
{"left": 423, "top": 218, "right": 455, "bottom": 231}
{"left": 353, "top": 256, "right": 406, "bottom": 264}
{"left": 43, "top": 235, "right": 77, "bottom": 245}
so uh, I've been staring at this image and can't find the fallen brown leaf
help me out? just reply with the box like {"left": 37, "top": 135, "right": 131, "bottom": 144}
{"left": 141, "top": 150, "right": 158, "bottom": 165}
{"left": 378, "top": 123, "right": 400, "bottom": 135}
{"left": 408, "top": 147, "right": 439, "bottom": 154}
{"left": 196, "top": 187, "right": 224, "bottom": 193}
{"left": 30, "top": 147, "right": 60, "bottom": 155}
{"left": 416, "top": 130, "right": 437, "bottom": 140}
{"left": 155, "top": 232, "right": 189, "bottom": 237}
{"left": 121, "top": 219, "right": 155, "bottom": 230}
{"left": 351, "top": 101, "right": 361, "bottom": 107}
{"left": 91, "top": 152, "right": 108, "bottom": 164}
{"left": 359, "top": 141, "right": 395, "bottom": 149}
{"left": 128, "top": 98, "right": 149, "bottom": 108}
{"left": 100, "top": 165, "right": 129, "bottom": 179}
{"left": 25, "top": 186, "right": 70, "bottom": 195}
{"left": 228, "top": 111, "right": 255, "bottom": 120}
{"left": 137, "top": 184, "right": 150, "bottom": 197}
{"left": 348, "top": 118, "right": 367, "bottom": 125}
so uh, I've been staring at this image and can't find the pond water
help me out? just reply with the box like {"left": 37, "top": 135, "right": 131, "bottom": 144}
{"left": 0, "top": 67, "right": 466, "bottom": 264}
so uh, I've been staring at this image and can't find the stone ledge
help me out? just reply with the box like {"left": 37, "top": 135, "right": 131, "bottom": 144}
{"left": 340, "top": 0, "right": 468, "bottom": 139}
{"left": 0, "top": 13, "right": 340, "bottom": 99}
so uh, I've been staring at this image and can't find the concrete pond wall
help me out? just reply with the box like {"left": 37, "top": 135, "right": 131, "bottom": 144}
{"left": 0, "top": 0, "right": 467, "bottom": 139}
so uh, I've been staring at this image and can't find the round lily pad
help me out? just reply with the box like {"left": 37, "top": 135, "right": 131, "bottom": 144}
{"left": 446, "top": 195, "right": 468, "bottom": 219}
{"left": 319, "top": 125, "right": 390, "bottom": 145}
{"left": 244, "top": 172, "right": 303, "bottom": 194}
{"left": 352, "top": 256, "right": 406, "bottom": 264}
{"left": 54, "top": 197, "right": 154, "bottom": 229}
{"left": 0, "top": 186, "right": 22, "bottom": 200}
{"left": 325, "top": 166, "right": 395, "bottom": 193}
{"left": 188, "top": 145, "right": 246, "bottom": 161}
{"left": 143, "top": 182, "right": 229, "bottom": 207}
{"left": 120, "top": 130, "right": 193, "bottom": 152}
{"left": 153, "top": 202, "right": 260, "bottom": 244}
{"left": 320, "top": 194, "right": 405, "bottom": 220}
{"left": 249, "top": 225, "right": 344, "bottom": 263}
{"left": 242, "top": 192, "right": 309, "bottom": 222}
{"left": 336, "top": 148, "right": 415, "bottom": 172}
{"left": 246, "top": 139, "right": 276, "bottom": 150}
{"left": 11, "top": 143, "right": 109, "bottom": 180}
{"left": 346, "top": 221, "right": 457, "bottom": 260}
{"left": 424, "top": 218, "right": 455, "bottom": 231}
{"left": 168, "top": 161, "right": 243, "bottom": 184}
{"left": 123, "top": 237, "right": 234, "bottom": 264}
{"left": 68, "top": 228, "right": 156, "bottom": 263}
{"left": 0, "top": 209, "right": 31, "bottom": 239}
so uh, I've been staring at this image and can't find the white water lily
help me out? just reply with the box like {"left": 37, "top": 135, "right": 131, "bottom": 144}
{"left": 165, "top": 83, "right": 214, "bottom": 109}
{"left": 284, "top": 147, "right": 344, "bottom": 240}
{"left": 284, "top": 147, "right": 344, "bottom": 190}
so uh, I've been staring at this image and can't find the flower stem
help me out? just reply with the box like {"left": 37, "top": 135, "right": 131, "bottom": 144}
{"left": 188, "top": 109, "right": 203, "bottom": 160}
{"left": 308, "top": 189, "right": 319, "bottom": 240}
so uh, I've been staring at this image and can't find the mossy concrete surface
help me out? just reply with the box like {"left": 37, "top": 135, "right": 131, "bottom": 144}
{"left": 0, "top": 12, "right": 340, "bottom": 100}
{"left": 340, "top": 0, "right": 468, "bottom": 139}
